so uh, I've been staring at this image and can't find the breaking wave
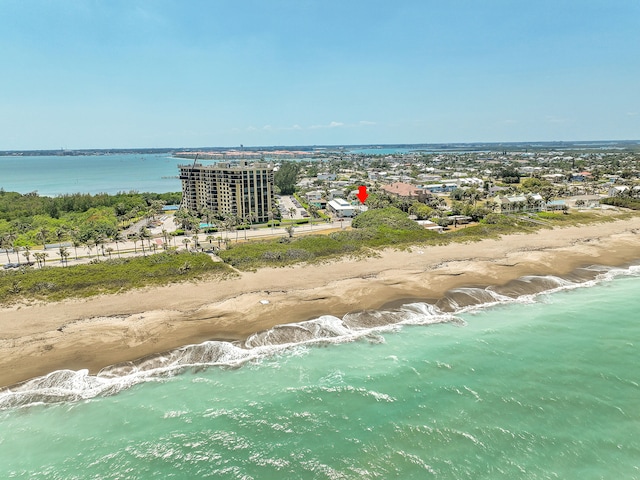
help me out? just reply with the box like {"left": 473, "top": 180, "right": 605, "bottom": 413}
{"left": 1, "top": 263, "right": 639, "bottom": 409}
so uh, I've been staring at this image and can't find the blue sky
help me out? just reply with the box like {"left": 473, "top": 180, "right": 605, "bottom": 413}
{"left": 1, "top": 0, "right": 638, "bottom": 149}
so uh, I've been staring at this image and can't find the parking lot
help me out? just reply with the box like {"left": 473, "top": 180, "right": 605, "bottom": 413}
{"left": 277, "top": 195, "right": 309, "bottom": 219}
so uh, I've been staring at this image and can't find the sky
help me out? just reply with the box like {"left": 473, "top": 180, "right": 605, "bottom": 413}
{"left": 1, "top": 0, "right": 639, "bottom": 150}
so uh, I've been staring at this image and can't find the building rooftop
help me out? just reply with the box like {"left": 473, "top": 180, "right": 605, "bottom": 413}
{"left": 380, "top": 182, "right": 426, "bottom": 197}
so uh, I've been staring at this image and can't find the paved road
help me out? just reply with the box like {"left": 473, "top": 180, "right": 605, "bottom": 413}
{"left": 2, "top": 217, "right": 352, "bottom": 270}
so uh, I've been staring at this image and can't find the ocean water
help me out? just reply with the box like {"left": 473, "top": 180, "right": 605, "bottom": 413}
{"left": 0, "top": 154, "right": 184, "bottom": 196}
{"left": 1, "top": 268, "right": 639, "bottom": 478}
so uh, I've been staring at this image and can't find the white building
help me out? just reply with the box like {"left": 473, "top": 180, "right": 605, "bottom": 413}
{"left": 498, "top": 194, "right": 545, "bottom": 213}
{"left": 327, "top": 198, "right": 356, "bottom": 217}
{"left": 317, "top": 172, "right": 337, "bottom": 181}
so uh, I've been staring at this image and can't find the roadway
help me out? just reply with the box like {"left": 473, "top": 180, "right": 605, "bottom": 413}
{"left": 2, "top": 215, "right": 352, "bottom": 269}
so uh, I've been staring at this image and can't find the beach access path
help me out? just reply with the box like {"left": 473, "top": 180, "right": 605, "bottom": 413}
{"left": 1, "top": 215, "right": 640, "bottom": 388}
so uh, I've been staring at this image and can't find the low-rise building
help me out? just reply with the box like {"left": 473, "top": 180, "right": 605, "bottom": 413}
{"left": 423, "top": 183, "right": 458, "bottom": 193}
{"left": 608, "top": 185, "right": 629, "bottom": 197}
{"left": 381, "top": 182, "right": 432, "bottom": 201}
{"left": 327, "top": 198, "right": 356, "bottom": 217}
{"left": 317, "top": 172, "right": 336, "bottom": 181}
{"left": 498, "top": 194, "right": 545, "bottom": 213}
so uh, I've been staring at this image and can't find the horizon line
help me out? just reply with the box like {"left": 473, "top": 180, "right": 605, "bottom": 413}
{"left": 2, "top": 139, "right": 640, "bottom": 154}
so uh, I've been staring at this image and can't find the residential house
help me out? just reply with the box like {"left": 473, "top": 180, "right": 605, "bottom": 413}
{"left": 608, "top": 185, "right": 629, "bottom": 197}
{"left": 423, "top": 183, "right": 458, "bottom": 194}
{"left": 305, "top": 190, "right": 327, "bottom": 208}
{"left": 317, "top": 172, "right": 337, "bottom": 181}
{"left": 380, "top": 182, "right": 431, "bottom": 201}
{"left": 498, "top": 194, "right": 545, "bottom": 213}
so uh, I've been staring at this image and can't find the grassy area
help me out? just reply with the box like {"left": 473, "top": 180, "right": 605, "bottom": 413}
{"left": 219, "top": 208, "right": 638, "bottom": 271}
{"left": 0, "top": 252, "right": 233, "bottom": 304}
{"left": 2, "top": 208, "right": 635, "bottom": 304}
{"left": 601, "top": 197, "right": 640, "bottom": 210}
{"left": 536, "top": 210, "right": 633, "bottom": 225}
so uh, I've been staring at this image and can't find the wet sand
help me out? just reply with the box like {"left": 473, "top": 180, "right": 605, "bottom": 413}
{"left": 1, "top": 216, "right": 640, "bottom": 388}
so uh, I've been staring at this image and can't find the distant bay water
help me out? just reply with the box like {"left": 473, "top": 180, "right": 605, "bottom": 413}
{"left": 0, "top": 154, "right": 185, "bottom": 196}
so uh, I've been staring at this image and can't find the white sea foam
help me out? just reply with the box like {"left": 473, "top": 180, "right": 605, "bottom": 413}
{"left": 2, "top": 262, "right": 638, "bottom": 409}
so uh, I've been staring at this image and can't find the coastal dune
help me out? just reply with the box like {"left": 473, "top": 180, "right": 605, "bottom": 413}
{"left": 2, "top": 216, "right": 640, "bottom": 389}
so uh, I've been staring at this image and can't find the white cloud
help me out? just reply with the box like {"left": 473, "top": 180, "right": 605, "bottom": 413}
{"left": 310, "top": 121, "right": 345, "bottom": 129}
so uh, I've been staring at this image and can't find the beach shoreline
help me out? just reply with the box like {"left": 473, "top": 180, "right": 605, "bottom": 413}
{"left": 2, "top": 216, "right": 640, "bottom": 389}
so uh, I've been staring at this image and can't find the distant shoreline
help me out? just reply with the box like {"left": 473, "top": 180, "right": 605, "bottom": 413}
{"left": 2, "top": 139, "right": 639, "bottom": 157}
{"left": 2, "top": 216, "right": 640, "bottom": 389}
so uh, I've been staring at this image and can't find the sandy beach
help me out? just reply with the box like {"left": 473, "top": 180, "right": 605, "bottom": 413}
{"left": 2, "top": 216, "right": 640, "bottom": 389}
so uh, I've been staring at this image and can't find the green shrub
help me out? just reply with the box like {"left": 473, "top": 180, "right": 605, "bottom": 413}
{"left": 601, "top": 197, "right": 640, "bottom": 210}
{"left": 351, "top": 207, "right": 422, "bottom": 231}
{"left": 0, "top": 252, "right": 231, "bottom": 304}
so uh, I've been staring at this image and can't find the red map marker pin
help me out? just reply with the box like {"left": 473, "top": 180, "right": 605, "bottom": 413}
{"left": 356, "top": 185, "right": 368, "bottom": 204}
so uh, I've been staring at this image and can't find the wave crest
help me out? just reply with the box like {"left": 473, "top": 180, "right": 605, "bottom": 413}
{"left": 1, "top": 263, "right": 638, "bottom": 409}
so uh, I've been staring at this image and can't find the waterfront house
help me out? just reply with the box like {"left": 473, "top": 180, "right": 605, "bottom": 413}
{"left": 498, "top": 194, "right": 545, "bottom": 213}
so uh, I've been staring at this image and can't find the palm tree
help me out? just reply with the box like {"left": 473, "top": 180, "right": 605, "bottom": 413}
{"left": 308, "top": 205, "right": 319, "bottom": 229}
{"left": 22, "top": 246, "right": 32, "bottom": 265}
{"left": 54, "top": 227, "right": 66, "bottom": 245}
{"left": 161, "top": 229, "right": 169, "bottom": 249}
{"left": 191, "top": 234, "right": 199, "bottom": 250}
{"left": 37, "top": 227, "right": 49, "bottom": 249}
{"left": 95, "top": 234, "right": 106, "bottom": 257}
{"left": 137, "top": 233, "right": 147, "bottom": 256}
{"left": 242, "top": 212, "right": 255, "bottom": 240}
{"left": 1, "top": 233, "right": 14, "bottom": 262}
{"left": 173, "top": 209, "right": 190, "bottom": 230}
{"left": 285, "top": 225, "right": 295, "bottom": 238}
{"left": 200, "top": 207, "right": 214, "bottom": 229}
{"left": 525, "top": 194, "right": 537, "bottom": 212}
{"left": 111, "top": 232, "right": 124, "bottom": 258}
{"left": 182, "top": 238, "right": 191, "bottom": 251}
{"left": 58, "top": 246, "right": 69, "bottom": 266}
{"left": 70, "top": 229, "right": 82, "bottom": 260}
{"left": 33, "top": 252, "right": 43, "bottom": 268}
{"left": 34, "top": 252, "right": 48, "bottom": 268}
{"left": 105, "top": 247, "right": 114, "bottom": 259}
{"left": 289, "top": 207, "right": 296, "bottom": 219}
{"left": 132, "top": 235, "right": 139, "bottom": 254}
{"left": 467, "top": 188, "right": 482, "bottom": 205}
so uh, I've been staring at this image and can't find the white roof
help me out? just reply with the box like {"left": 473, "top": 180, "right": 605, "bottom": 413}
{"left": 328, "top": 199, "right": 353, "bottom": 210}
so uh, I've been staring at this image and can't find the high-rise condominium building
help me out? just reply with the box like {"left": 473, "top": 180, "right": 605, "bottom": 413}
{"left": 179, "top": 161, "right": 275, "bottom": 222}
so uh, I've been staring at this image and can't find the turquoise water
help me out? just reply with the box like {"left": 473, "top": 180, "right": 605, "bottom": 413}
{"left": 0, "top": 154, "right": 184, "bottom": 196}
{"left": 1, "top": 270, "right": 639, "bottom": 478}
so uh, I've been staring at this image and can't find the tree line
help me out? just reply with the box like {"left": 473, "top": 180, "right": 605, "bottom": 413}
{"left": 0, "top": 190, "right": 179, "bottom": 249}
